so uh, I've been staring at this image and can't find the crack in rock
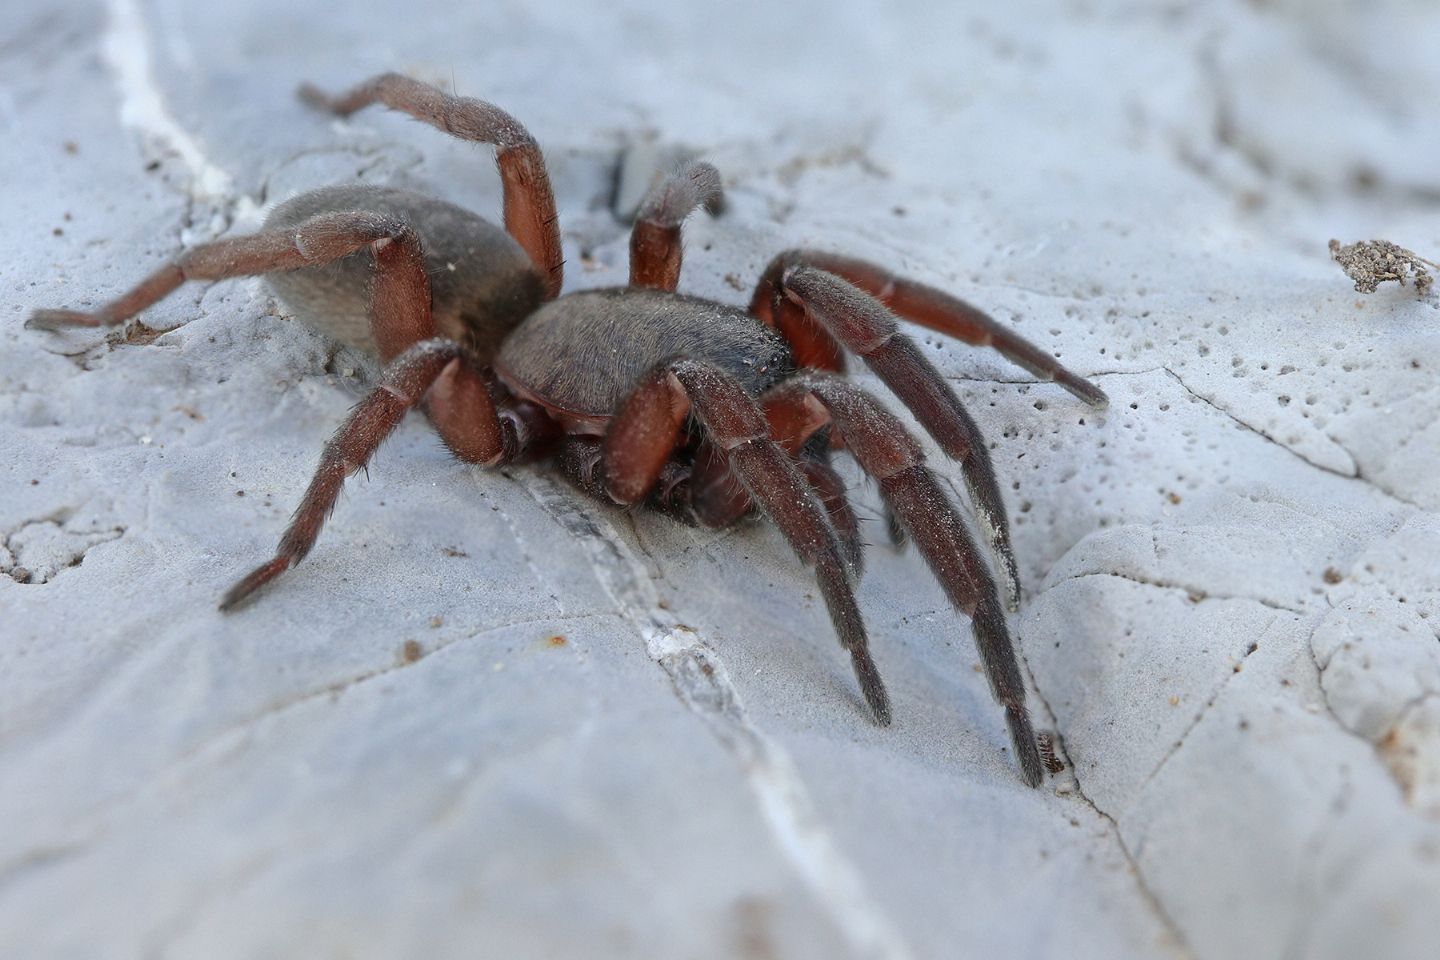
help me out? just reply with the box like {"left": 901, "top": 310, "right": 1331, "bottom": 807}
{"left": 1021, "top": 660, "right": 1198, "bottom": 960}
{"left": 136, "top": 850, "right": 279, "bottom": 959}
{"left": 1298, "top": 610, "right": 1440, "bottom": 825}
{"left": 0, "top": 609, "right": 619, "bottom": 885}
{"left": 0, "top": 842, "right": 89, "bottom": 899}
{"left": 1050, "top": 569, "right": 1305, "bottom": 616}
{"left": 1137, "top": 618, "right": 1276, "bottom": 794}
{"left": 516, "top": 473, "right": 915, "bottom": 960}
{"left": 104, "top": 0, "right": 230, "bottom": 201}
{"left": 171, "top": 610, "right": 610, "bottom": 766}
{"left": 1163, "top": 367, "right": 1423, "bottom": 510}
{"left": 1308, "top": 593, "right": 1440, "bottom": 817}
{"left": 1162, "top": 367, "right": 1355, "bottom": 479}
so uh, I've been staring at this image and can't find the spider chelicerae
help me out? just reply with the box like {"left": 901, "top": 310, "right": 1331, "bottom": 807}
{"left": 30, "top": 73, "right": 1107, "bottom": 786}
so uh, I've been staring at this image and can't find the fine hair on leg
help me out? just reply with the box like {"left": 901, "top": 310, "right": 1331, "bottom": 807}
{"left": 602, "top": 358, "right": 891, "bottom": 723}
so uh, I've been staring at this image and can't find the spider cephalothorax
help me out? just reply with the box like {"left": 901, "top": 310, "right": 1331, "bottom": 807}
{"left": 29, "top": 73, "right": 1107, "bottom": 786}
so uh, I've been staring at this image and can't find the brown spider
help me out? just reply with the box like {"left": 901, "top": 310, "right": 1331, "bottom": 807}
{"left": 29, "top": 74, "right": 1107, "bottom": 787}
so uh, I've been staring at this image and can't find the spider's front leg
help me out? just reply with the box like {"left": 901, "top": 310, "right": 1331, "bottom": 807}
{"left": 600, "top": 359, "right": 891, "bottom": 724}
{"left": 764, "top": 373, "right": 1045, "bottom": 787}
{"left": 752, "top": 249, "right": 1109, "bottom": 408}
{"left": 764, "top": 267, "right": 1025, "bottom": 611}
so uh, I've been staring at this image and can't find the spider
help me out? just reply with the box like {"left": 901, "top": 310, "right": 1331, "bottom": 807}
{"left": 29, "top": 74, "right": 1107, "bottom": 787}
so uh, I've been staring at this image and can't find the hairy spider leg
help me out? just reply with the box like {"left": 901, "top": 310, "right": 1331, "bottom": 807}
{"left": 758, "top": 396, "right": 865, "bottom": 576}
{"left": 764, "top": 373, "right": 1045, "bottom": 787}
{"left": 300, "top": 72, "right": 564, "bottom": 300}
{"left": 27, "top": 223, "right": 340, "bottom": 331}
{"left": 28, "top": 211, "right": 422, "bottom": 338}
{"left": 751, "top": 249, "right": 1109, "bottom": 408}
{"left": 601, "top": 358, "right": 891, "bottom": 724}
{"left": 791, "top": 445, "right": 865, "bottom": 578}
{"left": 31, "top": 209, "right": 514, "bottom": 461}
{"left": 628, "top": 161, "right": 724, "bottom": 291}
{"left": 221, "top": 338, "right": 524, "bottom": 611}
{"left": 26, "top": 209, "right": 535, "bottom": 607}
{"left": 762, "top": 266, "right": 1024, "bottom": 612}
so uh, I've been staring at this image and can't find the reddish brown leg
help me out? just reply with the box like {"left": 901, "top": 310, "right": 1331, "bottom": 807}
{"left": 774, "top": 266, "right": 1023, "bottom": 612}
{"left": 765, "top": 374, "right": 1044, "bottom": 787}
{"left": 603, "top": 359, "right": 890, "bottom": 723}
{"left": 222, "top": 338, "right": 517, "bottom": 611}
{"left": 751, "top": 273, "right": 848, "bottom": 372}
{"left": 28, "top": 210, "right": 513, "bottom": 468}
{"left": 794, "top": 445, "right": 864, "bottom": 578}
{"left": 28, "top": 211, "right": 424, "bottom": 338}
{"left": 752, "top": 249, "right": 1108, "bottom": 407}
{"left": 29, "top": 227, "right": 325, "bottom": 330}
{"left": 557, "top": 435, "right": 693, "bottom": 521}
{"left": 599, "top": 366, "right": 693, "bottom": 506}
{"left": 686, "top": 439, "right": 750, "bottom": 527}
{"left": 686, "top": 434, "right": 864, "bottom": 577}
{"left": 629, "top": 161, "right": 723, "bottom": 291}
{"left": 300, "top": 72, "right": 564, "bottom": 299}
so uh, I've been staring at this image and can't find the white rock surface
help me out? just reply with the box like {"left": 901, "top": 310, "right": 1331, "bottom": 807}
{"left": 4, "top": 0, "right": 1439, "bottom": 958}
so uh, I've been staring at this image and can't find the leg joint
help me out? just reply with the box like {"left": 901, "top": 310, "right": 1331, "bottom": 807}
{"left": 293, "top": 212, "right": 421, "bottom": 262}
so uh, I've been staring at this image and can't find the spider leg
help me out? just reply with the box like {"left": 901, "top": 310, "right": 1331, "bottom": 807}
{"left": 752, "top": 276, "right": 847, "bottom": 371}
{"left": 752, "top": 249, "right": 1108, "bottom": 407}
{"left": 686, "top": 433, "right": 864, "bottom": 577}
{"left": 221, "top": 338, "right": 520, "bottom": 611}
{"left": 49, "top": 211, "right": 544, "bottom": 610}
{"left": 758, "top": 389, "right": 864, "bottom": 573}
{"left": 28, "top": 211, "right": 422, "bottom": 343}
{"left": 27, "top": 213, "right": 403, "bottom": 331}
{"left": 764, "top": 373, "right": 1044, "bottom": 787}
{"left": 793, "top": 444, "right": 865, "bottom": 578}
{"left": 629, "top": 161, "right": 724, "bottom": 291}
{"left": 299, "top": 73, "right": 564, "bottom": 299}
{"left": 556, "top": 435, "right": 694, "bottom": 522}
{"left": 771, "top": 266, "right": 1023, "bottom": 612}
{"left": 882, "top": 503, "right": 909, "bottom": 550}
{"left": 31, "top": 210, "right": 527, "bottom": 467}
{"left": 603, "top": 359, "right": 890, "bottom": 723}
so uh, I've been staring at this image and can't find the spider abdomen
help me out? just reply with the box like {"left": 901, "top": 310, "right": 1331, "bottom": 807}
{"left": 495, "top": 288, "right": 794, "bottom": 422}
{"left": 264, "top": 184, "right": 544, "bottom": 360}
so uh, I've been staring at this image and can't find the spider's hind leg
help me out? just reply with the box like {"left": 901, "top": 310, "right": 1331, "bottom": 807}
{"left": 42, "top": 209, "right": 539, "bottom": 611}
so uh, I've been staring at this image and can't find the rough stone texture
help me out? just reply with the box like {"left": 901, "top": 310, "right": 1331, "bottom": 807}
{"left": 3, "top": 1, "right": 1439, "bottom": 958}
